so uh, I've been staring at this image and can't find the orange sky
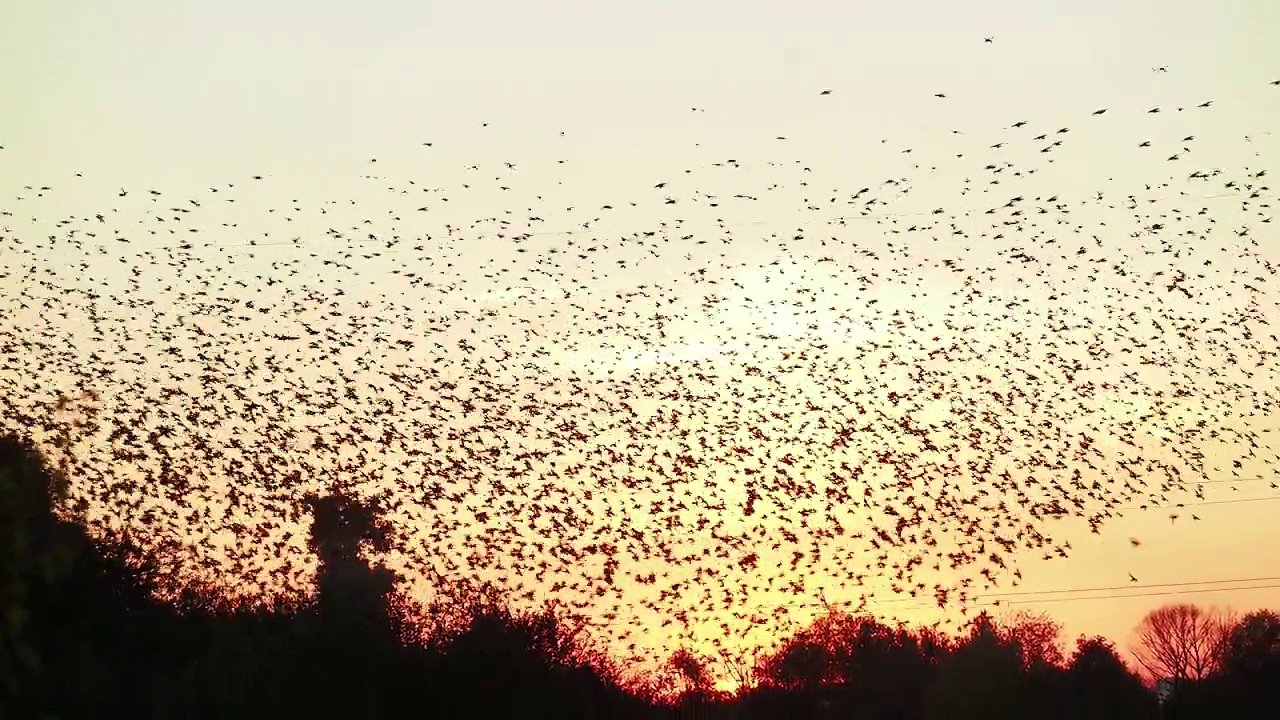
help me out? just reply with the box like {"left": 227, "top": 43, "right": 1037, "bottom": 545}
{"left": 3, "top": 0, "right": 1280, "bottom": 681}
{"left": 9, "top": 274, "right": 1278, "bottom": 677}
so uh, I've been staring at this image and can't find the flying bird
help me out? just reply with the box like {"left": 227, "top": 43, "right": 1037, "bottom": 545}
{"left": 2, "top": 55, "right": 1276, "bottom": 674}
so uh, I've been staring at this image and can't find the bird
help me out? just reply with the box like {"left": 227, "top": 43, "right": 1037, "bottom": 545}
{"left": 2, "top": 54, "right": 1276, "bottom": 676}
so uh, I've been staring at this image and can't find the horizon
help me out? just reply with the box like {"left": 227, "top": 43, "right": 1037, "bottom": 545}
{"left": 0, "top": 439, "right": 1273, "bottom": 697}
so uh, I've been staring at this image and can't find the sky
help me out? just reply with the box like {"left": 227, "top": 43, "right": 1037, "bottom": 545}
{"left": 3, "top": 0, "right": 1280, "bottom": 678}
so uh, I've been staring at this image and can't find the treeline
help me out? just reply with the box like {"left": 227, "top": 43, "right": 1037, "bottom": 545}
{"left": 1, "top": 432, "right": 644, "bottom": 718}
{"left": 2, "top": 431, "right": 1276, "bottom": 719}
{"left": 712, "top": 602, "right": 1276, "bottom": 719}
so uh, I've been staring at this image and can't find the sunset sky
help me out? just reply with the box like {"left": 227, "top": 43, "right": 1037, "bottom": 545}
{"left": 3, "top": 0, "right": 1279, "bottom": 677}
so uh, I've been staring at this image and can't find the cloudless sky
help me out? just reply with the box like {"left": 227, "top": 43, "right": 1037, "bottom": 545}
{"left": 3, "top": 0, "right": 1279, "bottom": 675}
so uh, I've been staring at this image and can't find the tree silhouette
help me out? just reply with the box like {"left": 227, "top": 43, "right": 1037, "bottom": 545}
{"left": 296, "top": 486, "right": 431, "bottom": 718}
{"left": 719, "top": 654, "right": 758, "bottom": 695}
{"left": 304, "top": 488, "right": 397, "bottom": 639}
{"left": 0, "top": 430, "right": 660, "bottom": 719}
{"left": 1130, "top": 603, "right": 1234, "bottom": 683}
{"left": 1065, "top": 635, "right": 1156, "bottom": 719}
{"left": 0, "top": 432, "right": 66, "bottom": 702}
{"left": 1205, "top": 609, "right": 1280, "bottom": 714}
{"left": 927, "top": 611, "right": 1028, "bottom": 720}
{"left": 0, "top": 432, "right": 182, "bottom": 717}
{"left": 999, "top": 610, "right": 1065, "bottom": 670}
{"left": 761, "top": 633, "right": 829, "bottom": 689}
{"left": 10, "top": 429, "right": 1280, "bottom": 719}
{"left": 669, "top": 646, "right": 713, "bottom": 695}
{"left": 1220, "top": 609, "right": 1280, "bottom": 677}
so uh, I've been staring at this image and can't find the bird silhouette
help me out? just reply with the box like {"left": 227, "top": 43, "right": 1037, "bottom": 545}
{"left": 1, "top": 55, "right": 1277, "bottom": 672}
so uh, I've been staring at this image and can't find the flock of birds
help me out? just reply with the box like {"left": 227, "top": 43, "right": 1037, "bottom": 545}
{"left": 2, "top": 63, "right": 1279, "bottom": 670}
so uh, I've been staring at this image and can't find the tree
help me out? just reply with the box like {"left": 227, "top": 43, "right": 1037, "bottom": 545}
{"left": 305, "top": 488, "right": 397, "bottom": 637}
{"left": 0, "top": 434, "right": 653, "bottom": 719}
{"left": 1066, "top": 635, "right": 1156, "bottom": 719}
{"left": 422, "top": 587, "right": 622, "bottom": 718}
{"left": 766, "top": 636, "right": 829, "bottom": 689}
{"left": 1219, "top": 609, "right": 1280, "bottom": 677}
{"left": 668, "top": 647, "right": 712, "bottom": 695}
{"left": 0, "top": 432, "right": 71, "bottom": 704}
{"left": 1201, "top": 609, "right": 1280, "bottom": 713}
{"left": 1070, "top": 635, "right": 1135, "bottom": 680}
{"left": 295, "top": 487, "right": 402, "bottom": 718}
{"left": 1130, "top": 604, "right": 1234, "bottom": 683}
{"left": 719, "top": 653, "right": 758, "bottom": 694}
{"left": 927, "top": 611, "right": 1026, "bottom": 719}
{"left": 0, "top": 432, "right": 183, "bottom": 717}
{"left": 999, "top": 610, "right": 1065, "bottom": 670}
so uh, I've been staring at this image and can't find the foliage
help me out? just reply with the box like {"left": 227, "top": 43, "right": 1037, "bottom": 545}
{"left": 1, "top": 432, "right": 1275, "bottom": 719}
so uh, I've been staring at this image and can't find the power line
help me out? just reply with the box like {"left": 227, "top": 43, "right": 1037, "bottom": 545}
{"left": 1181, "top": 495, "right": 1280, "bottom": 507}
{"left": 544, "top": 575, "right": 1280, "bottom": 619}
{"left": 842, "top": 576, "right": 1280, "bottom": 612}
{"left": 1192, "top": 475, "right": 1279, "bottom": 485}
{"left": 1112, "top": 494, "right": 1280, "bottom": 513}
{"left": 816, "top": 577, "right": 1280, "bottom": 613}
{"left": 996, "top": 582, "right": 1280, "bottom": 607}
{"left": 1004, "top": 494, "right": 1280, "bottom": 522}
{"left": 980, "top": 575, "right": 1280, "bottom": 599}
{"left": 564, "top": 580, "right": 1280, "bottom": 624}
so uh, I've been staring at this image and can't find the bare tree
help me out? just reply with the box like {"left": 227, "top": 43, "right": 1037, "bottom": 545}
{"left": 999, "top": 610, "right": 1065, "bottom": 669}
{"left": 1130, "top": 604, "right": 1235, "bottom": 682}
{"left": 718, "top": 651, "right": 758, "bottom": 693}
